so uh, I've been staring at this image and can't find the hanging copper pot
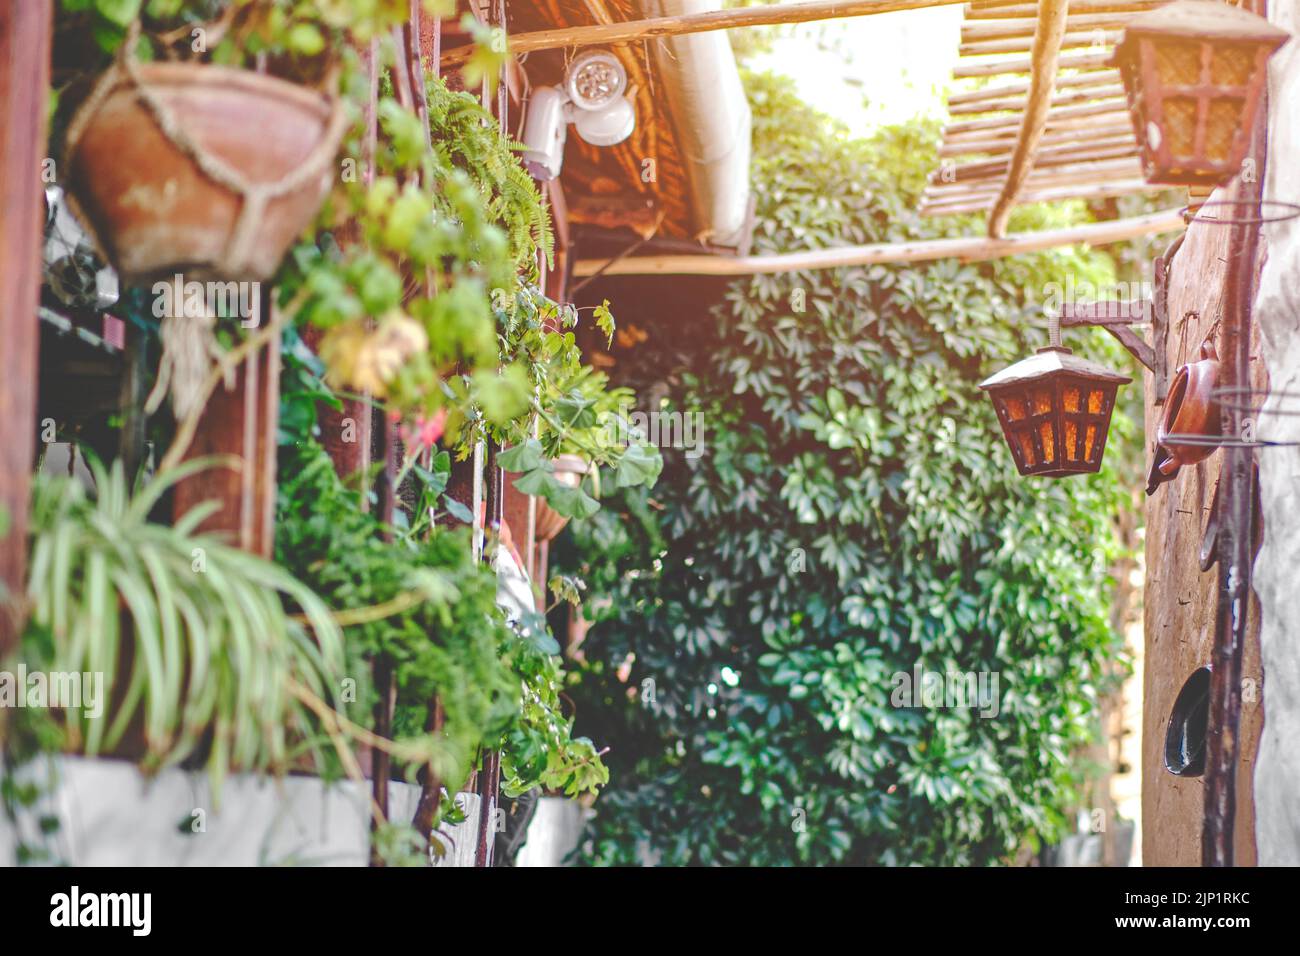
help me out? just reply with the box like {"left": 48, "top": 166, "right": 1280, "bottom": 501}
{"left": 1147, "top": 339, "right": 1222, "bottom": 493}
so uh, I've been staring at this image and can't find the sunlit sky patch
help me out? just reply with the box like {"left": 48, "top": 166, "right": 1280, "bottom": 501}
{"left": 746, "top": 8, "right": 963, "bottom": 132}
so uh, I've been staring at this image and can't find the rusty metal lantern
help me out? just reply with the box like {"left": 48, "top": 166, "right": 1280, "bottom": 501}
{"left": 980, "top": 318, "right": 1131, "bottom": 478}
{"left": 1115, "top": 0, "right": 1289, "bottom": 187}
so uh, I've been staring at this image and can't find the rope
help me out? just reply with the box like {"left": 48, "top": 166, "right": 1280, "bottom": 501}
{"left": 63, "top": 21, "right": 347, "bottom": 276}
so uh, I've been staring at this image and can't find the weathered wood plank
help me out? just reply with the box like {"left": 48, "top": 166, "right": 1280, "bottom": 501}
{"left": 0, "top": 0, "right": 52, "bottom": 652}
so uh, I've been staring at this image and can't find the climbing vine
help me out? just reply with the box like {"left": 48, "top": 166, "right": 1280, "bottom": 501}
{"left": 556, "top": 71, "right": 1135, "bottom": 866}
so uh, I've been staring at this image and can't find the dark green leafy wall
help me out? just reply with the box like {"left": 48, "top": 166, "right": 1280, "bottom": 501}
{"left": 555, "top": 72, "right": 1135, "bottom": 866}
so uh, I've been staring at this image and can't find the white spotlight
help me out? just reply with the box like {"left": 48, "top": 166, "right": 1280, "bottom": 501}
{"left": 566, "top": 50, "right": 628, "bottom": 111}
{"left": 520, "top": 50, "right": 637, "bottom": 179}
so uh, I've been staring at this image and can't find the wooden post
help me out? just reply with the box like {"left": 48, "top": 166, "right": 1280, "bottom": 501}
{"left": 0, "top": 0, "right": 52, "bottom": 652}
{"left": 987, "top": 0, "right": 1070, "bottom": 239}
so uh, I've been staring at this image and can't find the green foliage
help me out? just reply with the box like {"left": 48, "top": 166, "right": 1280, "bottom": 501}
{"left": 274, "top": 346, "right": 610, "bottom": 833}
{"left": 274, "top": 435, "right": 518, "bottom": 790}
{"left": 15, "top": 458, "right": 344, "bottom": 800}
{"left": 484, "top": 285, "right": 663, "bottom": 521}
{"left": 558, "top": 72, "right": 1132, "bottom": 866}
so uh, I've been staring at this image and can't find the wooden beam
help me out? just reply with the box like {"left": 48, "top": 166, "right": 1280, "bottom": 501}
{"left": 0, "top": 0, "right": 51, "bottom": 653}
{"left": 172, "top": 311, "right": 282, "bottom": 558}
{"left": 572, "top": 207, "right": 1184, "bottom": 276}
{"left": 441, "top": 0, "right": 968, "bottom": 67}
{"left": 988, "top": 0, "right": 1070, "bottom": 238}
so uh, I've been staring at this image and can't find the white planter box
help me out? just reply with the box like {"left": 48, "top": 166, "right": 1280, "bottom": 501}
{"left": 0, "top": 756, "right": 483, "bottom": 867}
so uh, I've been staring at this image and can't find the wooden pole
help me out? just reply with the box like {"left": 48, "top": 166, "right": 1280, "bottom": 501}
{"left": 0, "top": 0, "right": 52, "bottom": 653}
{"left": 572, "top": 207, "right": 1184, "bottom": 276}
{"left": 440, "top": 0, "right": 967, "bottom": 67}
{"left": 987, "top": 0, "right": 1070, "bottom": 239}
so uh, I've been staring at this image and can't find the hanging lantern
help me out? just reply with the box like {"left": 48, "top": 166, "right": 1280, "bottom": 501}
{"left": 1115, "top": 0, "right": 1289, "bottom": 187}
{"left": 980, "top": 320, "right": 1131, "bottom": 478}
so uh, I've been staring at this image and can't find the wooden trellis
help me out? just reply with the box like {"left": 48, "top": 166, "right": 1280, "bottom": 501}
{"left": 921, "top": 0, "right": 1169, "bottom": 226}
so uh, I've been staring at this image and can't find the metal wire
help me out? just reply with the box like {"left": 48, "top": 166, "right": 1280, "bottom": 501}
{"left": 1161, "top": 433, "right": 1300, "bottom": 449}
{"left": 1210, "top": 385, "right": 1300, "bottom": 417}
{"left": 1180, "top": 199, "right": 1300, "bottom": 227}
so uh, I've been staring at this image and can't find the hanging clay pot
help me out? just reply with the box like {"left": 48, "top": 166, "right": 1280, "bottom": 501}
{"left": 63, "top": 61, "right": 344, "bottom": 283}
{"left": 1147, "top": 339, "right": 1222, "bottom": 493}
{"left": 504, "top": 454, "right": 591, "bottom": 546}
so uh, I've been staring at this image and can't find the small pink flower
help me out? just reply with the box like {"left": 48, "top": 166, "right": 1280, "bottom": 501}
{"left": 400, "top": 409, "right": 447, "bottom": 450}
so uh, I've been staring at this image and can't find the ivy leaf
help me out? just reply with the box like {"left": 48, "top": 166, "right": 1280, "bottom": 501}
{"left": 555, "top": 391, "right": 598, "bottom": 430}
{"left": 516, "top": 611, "right": 561, "bottom": 655}
{"left": 512, "top": 467, "right": 552, "bottom": 496}
{"left": 442, "top": 496, "right": 473, "bottom": 525}
{"left": 612, "top": 442, "right": 662, "bottom": 490}
{"left": 541, "top": 476, "right": 600, "bottom": 520}
{"left": 498, "top": 439, "right": 546, "bottom": 473}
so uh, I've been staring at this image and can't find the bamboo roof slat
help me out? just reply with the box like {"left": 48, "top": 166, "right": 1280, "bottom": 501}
{"left": 961, "top": 13, "right": 1135, "bottom": 38}
{"left": 924, "top": 0, "right": 1164, "bottom": 222}
{"left": 965, "top": 0, "right": 1163, "bottom": 15}
{"left": 948, "top": 82, "right": 1124, "bottom": 115}
{"left": 952, "top": 50, "right": 1113, "bottom": 76}
{"left": 936, "top": 122, "right": 1135, "bottom": 157}
{"left": 946, "top": 68, "right": 1121, "bottom": 104}
{"left": 959, "top": 28, "right": 1121, "bottom": 56}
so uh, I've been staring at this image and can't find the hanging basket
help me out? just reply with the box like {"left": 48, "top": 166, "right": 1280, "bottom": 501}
{"left": 63, "top": 60, "right": 345, "bottom": 283}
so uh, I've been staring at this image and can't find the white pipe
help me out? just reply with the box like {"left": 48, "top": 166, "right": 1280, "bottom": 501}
{"left": 639, "top": 0, "right": 752, "bottom": 247}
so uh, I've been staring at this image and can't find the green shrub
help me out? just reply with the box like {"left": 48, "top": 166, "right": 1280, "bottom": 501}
{"left": 558, "top": 72, "right": 1134, "bottom": 866}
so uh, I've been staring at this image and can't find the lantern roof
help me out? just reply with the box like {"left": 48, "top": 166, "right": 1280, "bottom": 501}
{"left": 979, "top": 346, "right": 1132, "bottom": 391}
{"left": 1124, "top": 0, "right": 1290, "bottom": 45}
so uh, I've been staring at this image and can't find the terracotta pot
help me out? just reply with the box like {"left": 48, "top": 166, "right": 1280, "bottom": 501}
{"left": 503, "top": 454, "right": 590, "bottom": 546}
{"left": 64, "top": 63, "right": 343, "bottom": 282}
{"left": 1155, "top": 340, "right": 1222, "bottom": 478}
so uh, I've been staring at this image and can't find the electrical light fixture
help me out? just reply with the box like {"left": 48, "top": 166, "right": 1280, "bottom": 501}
{"left": 521, "top": 49, "right": 637, "bottom": 180}
{"left": 980, "top": 315, "right": 1131, "bottom": 478}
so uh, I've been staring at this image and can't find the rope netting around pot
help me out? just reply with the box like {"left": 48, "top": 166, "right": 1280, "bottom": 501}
{"left": 62, "top": 21, "right": 346, "bottom": 284}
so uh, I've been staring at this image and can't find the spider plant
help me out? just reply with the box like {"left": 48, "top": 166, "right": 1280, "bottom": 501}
{"left": 22, "top": 455, "right": 345, "bottom": 796}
